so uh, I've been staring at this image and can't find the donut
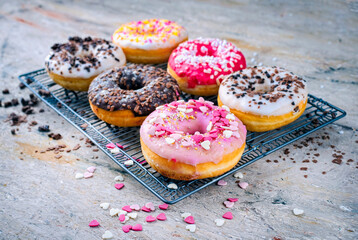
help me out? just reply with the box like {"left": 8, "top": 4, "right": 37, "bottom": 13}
{"left": 45, "top": 36, "right": 126, "bottom": 91}
{"left": 88, "top": 64, "right": 180, "bottom": 127}
{"left": 140, "top": 98, "right": 247, "bottom": 180}
{"left": 168, "top": 38, "right": 246, "bottom": 96}
{"left": 112, "top": 19, "right": 188, "bottom": 64}
{"left": 218, "top": 66, "right": 308, "bottom": 132}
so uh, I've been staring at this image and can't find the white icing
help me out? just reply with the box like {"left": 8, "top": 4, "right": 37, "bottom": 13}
{"left": 45, "top": 42, "right": 126, "bottom": 79}
{"left": 219, "top": 67, "right": 308, "bottom": 116}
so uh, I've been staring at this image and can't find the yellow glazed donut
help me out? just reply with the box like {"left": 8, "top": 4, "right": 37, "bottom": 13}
{"left": 45, "top": 36, "right": 126, "bottom": 91}
{"left": 112, "top": 19, "right": 188, "bottom": 64}
{"left": 218, "top": 66, "right": 308, "bottom": 132}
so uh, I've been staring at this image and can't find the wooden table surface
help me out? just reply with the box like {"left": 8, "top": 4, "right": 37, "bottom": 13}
{"left": 0, "top": 0, "right": 357, "bottom": 239}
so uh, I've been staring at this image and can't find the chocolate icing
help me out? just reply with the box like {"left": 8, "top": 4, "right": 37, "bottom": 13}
{"left": 88, "top": 64, "right": 180, "bottom": 116}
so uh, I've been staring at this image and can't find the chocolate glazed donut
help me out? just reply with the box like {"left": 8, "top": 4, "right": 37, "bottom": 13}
{"left": 88, "top": 64, "right": 180, "bottom": 127}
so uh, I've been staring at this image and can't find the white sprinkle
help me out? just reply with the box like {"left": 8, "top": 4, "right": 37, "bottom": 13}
{"left": 226, "top": 113, "right": 235, "bottom": 120}
{"left": 339, "top": 205, "right": 351, "bottom": 212}
{"left": 75, "top": 173, "right": 84, "bottom": 179}
{"left": 221, "top": 105, "right": 230, "bottom": 112}
{"left": 124, "top": 160, "right": 134, "bottom": 166}
{"left": 223, "top": 130, "right": 233, "bottom": 138}
{"left": 338, "top": 130, "right": 344, "bottom": 134}
{"left": 293, "top": 208, "right": 304, "bottom": 216}
{"left": 215, "top": 218, "right": 225, "bottom": 226}
{"left": 210, "top": 75, "right": 214, "bottom": 79}
{"left": 165, "top": 137, "right": 175, "bottom": 144}
{"left": 109, "top": 208, "right": 120, "bottom": 216}
{"left": 181, "top": 212, "right": 192, "bottom": 219}
{"left": 185, "top": 108, "right": 193, "bottom": 113}
{"left": 201, "top": 140, "right": 211, "bottom": 150}
{"left": 155, "top": 130, "right": 165, "bottom": 136}
{"left": 156, "top": 105, "right": 164, "bottom": 110}
{"left": 186, "top": 224, "right": 196, "bottom": 232}
{"left": 199, "top": 106, "right": 208, "bottom": 113}
{"left": 206, "top": 122, "right": 213, "bottom": 131}
{"left": 114, "top": 174, "right": 124, "bottom": 182}
{"left": 102, "top": 230, "right": 113, "bottom": 239}
{"left": 177, "top": 107, "right": 187, "bottom": 112}
{"left": 234, "top": 172, "right": 244, "bottom": 179}
{"left": 127, "top": 212, "right": 138, "bottom": 219}
{"left": 100, "top": 202, "right": 110, "bottom": 210}
{"left": 168, "top": 183, "right": 178, "bottom": 189}
{"left": 110, "top": 147, "right": 120, "bottom": 154}
{"left": 149, "top": 116, "right": 157, "bottom": 124}
{"left": 214, "top": 71, "right": 218, "bottom": 76}
{"left": 203, "top": 68, "right": 212, "bottom": 74}
{"left": 118, "top": 210, "right": 127, "bottom": 215}
{"left": 120, "top": 215, "right": 130, "bottom": 224}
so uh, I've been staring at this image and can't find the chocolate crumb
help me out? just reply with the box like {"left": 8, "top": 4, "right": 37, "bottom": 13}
{"left": 304, "top": 175, "right": 308, "bottom": 178}
{"left": 11, "top": 129, "right": 16, "bottom": 135}
{"left": 48, "top": 133, "right": 62, "bottom": 140}
{"left": 54, "top": 154, "right": 62, "bottom": 159}
{"left": 80, "top": 123, "right": 88, "bottom": 130}
{"left": 73, "top": 144, "right": 81, "bottom": 150}
{"left": 38, "top": 89, "right": 51, "bottom": 97}
{"left": 300, "top": 167, "right": 308, "bottom": 171}
{"left": 19, "top": 83, "right": 26, "bottom": 89}
{"left": 2, "top": 89, "right": 10, "bottom": 94}
{"left": 322, "top": 171, "right": 326, "bottom": 175}
{"left": 332, "top": 159, "right": 342, "bottom": 165}
{"left": 38, "top": 125, "right": 50, "bottom": 132}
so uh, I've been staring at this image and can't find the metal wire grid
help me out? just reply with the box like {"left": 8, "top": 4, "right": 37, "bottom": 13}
{"left": 18, "top": 67, "right": 346, "bottom": 204}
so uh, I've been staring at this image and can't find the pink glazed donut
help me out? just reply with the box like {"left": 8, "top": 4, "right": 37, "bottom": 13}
{"left": 167, "top": 38, "right": 246, "bottom": 96}
{"left": 140, "top": 98, "right": 247, "bottom": 180}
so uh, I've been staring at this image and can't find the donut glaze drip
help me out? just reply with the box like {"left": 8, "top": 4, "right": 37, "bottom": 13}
{"left": 219, "top": 66, "right": 308, "bottom": 116}
{"left": 140, "top": 98, "right": 247, "bottom": 165}
{"left": 88, "top": 64, "right": 180, "bottom": 116}
{"left": 112, "top": 19, "right": 188, "bottom": 50}
{"left": 45, "top": 36, "right": 125, "bottom": 78}
{"left": 168, "top": 38, "right": 246, "bottom": 88}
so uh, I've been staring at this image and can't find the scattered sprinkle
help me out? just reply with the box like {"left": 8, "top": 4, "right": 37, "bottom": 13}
{"left": 132, "top": 224, "right": 143, "bottom": 231}
{"left": 89, "top": 219, "right": 100, "bottom": 227}
{"left": 130, "top": 204, "right": 140, "bottom": 211}
{"left": 184, "top": 216, "right": 195, "bottom": 224}
{"left": 114, "top": 174, "right": 124, "bottom": 182}
{"left": 146, "top": 215, "right": 156, "bottom": 222}
{"left": 127, "top": 212, "right": 138, "bottom": 219}
{"left": 217, "top": 180, "right": 227, "bottom": 186}
{"left": 227, "top": 198, "right": 238, "bottom": 202}
{"left": 156, "top": 213, "right": 167, "bottom": 221}
{"left": 75, "top": 173, "right": 84, "bottom": 179}
{"left": 292, "top": 208, "right": 304, "bottom": 216}
{"left": 224, "top": 201, "right": 234, "bottom": 208}
{"left": 145, "top": 202, "right": 155, "bottom": 211}
{"left": 181, "top": 212, "right": 192, "bottom": 219}
{"left": 87, "top": 166, "right": 96, "bottom": 173}
{"left": 122, "top": 225, "right": 132, "bottom": 233}
{"left": 124, "top": 160, "right": 134, "bottom": 166}
{"left": 186, "top": 224, "right": 196, "bottom": 232}
{"left": 238, "top": 182, "right": 248, "bottom": 189}
{"left": 100, "top": 202, "right": 110, "bottom": 210}
{"left": 168, "top": 183, "right": 178, "bottom": 190}
{"left": 109, "top": 208, "right": 120, "bottom": 217}
{"left": 159, "top": 203, "right": 169, "bottom": 210}
{"left": 215, "top": 218, "right": 225, "bottom": 227}
{"left": 122, "top": 205, "right": 132, "bottom": 212}
{"left": 115, "top": 183, "right": 125, "bottom": 190}
{"left": 234, "top": 172, "right": 244, "bottom": 179}
{"left": 102, "top": 230, "right": 113, "bottom": 239}
{"left": 223, "top": 212, "right": 233, "bottom": 220}
{"left": 83, "top": 172, "right": 93, "bottom": 179}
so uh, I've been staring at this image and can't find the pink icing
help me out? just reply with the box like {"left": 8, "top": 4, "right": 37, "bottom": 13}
{"left": 168, "top": 38, "right": 246, "bottom": 88}
{"left": 140, "top": 98, "right": 247, "bottom": 166}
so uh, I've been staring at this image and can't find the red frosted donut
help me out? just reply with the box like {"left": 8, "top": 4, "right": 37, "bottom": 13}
{"left": 168, "top": 38, "right": 246, "bottom": 96}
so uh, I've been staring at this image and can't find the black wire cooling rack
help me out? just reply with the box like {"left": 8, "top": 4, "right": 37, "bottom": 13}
{"left": 18, "top": 66, "right": 346, "bottom": 204}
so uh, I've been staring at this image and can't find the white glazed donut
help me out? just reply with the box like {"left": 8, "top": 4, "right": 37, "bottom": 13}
{"left": 218, "top": 66, "right": 308, "bottom": 132}
{"left": 45, "top": 36, "right": 126, "bottom": 91}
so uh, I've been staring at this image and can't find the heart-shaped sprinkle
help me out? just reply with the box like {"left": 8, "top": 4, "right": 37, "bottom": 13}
{"left": 200, "top": 106, "right": 208, "bottom": 113}
{"left": 221, "top": 105, "right": 230, "bottom": 112}
{"left": 159, "top": 204, "right": 169, "bottom": 210}
{"left": 75, "top": 173, "right": 84, "bottom": 179}
{"left": 215, "top": 219, "right": 225, "bottom": 227}
{"left": 127, "top": 212, "right": 138, "bottom": 219}
{"left": 165, "top": 137, "right": 175, "bottom": 144}
{"left": 234, "top": 172, "right": 244, "bottom": 179}
{"left": 238, "top": 182, "right": 248, "bottom": 189}
{"left": 181, "top": 212, "right": 191, "bottom": 219}
{"left": 141, "top": 206, "right": 151, "bottom": 212}
{"left": 146, "top": 215, "right": 156, "bottom": 222}
{"left": 110, "top": 148, "right": 120, "bottom": 154}
{"left": 114, "top": 174, "right": 124, "bottom": 182}
{"left": 106, "top": 143, "right": 116, "bottom": 149}
{"left": 120, "top": 215, "right": 129, "bottom": 223}
{"left": 124, "top": 160, "right": 134, "bottom": 166}
{"left": 186, "top": 224, "right": 196, "bottom": 232}
{"left": 156, "top": 213, "right": 166, "bottom": 221}
{"left": 83, "top": 172, "right": 93, "bottom": 179}
{"left": 102, "top": 230, "right": 113, "bottom": 239}
{"left": 109, "top": 208, "right": 120, "bottom": 216}
{"left": 223, "top": 130, "right": 233, "bottom": 138}
{"left": 168, "top": 183, "right": 178, "bottom": 190}
{"left": 87, "top": 166, "right": 96, "bottom": 173}
{"left": 201, "top": 140, "right": 211, "bottom": 150}
{"left": 122, "top": 205, "right": 132, "bottom": 212}
{"left": 118, "top": 214, "right": 126, "bottom": 222}
{"left": 145, "top": 202, "right": 155, "bottom": 211}
{"left": 89, "top": 219, "right": 100, "bottom": 227}
{"left": 228, "top": 198, "right": 238, "bottom": 202}
{"left": 184, "top": 216, "right": 195, "bottom": 224}
{"left": 115, "top": 183, "right": 124, "bottom": 190}
{"left": 122, "top": 225, "right": 132, "bottom": 233}
{"left": 217, "top": 180, "right": 227, "bottom": 186}
{"left": 116, "top": 143, "right": 124, "bottom": 149}
{"left": 226, "top": 113, "right": 235, "bottom": 120}
{"left": 224, "top": 201, "right": 235, "bottom": 208}
{"left": 293, "top": 208, "right": 304, "bottom": 216}
{"left": 132, "top": 224, "right": 143, "bottom": 231}
{"left": 130, "top": 204, "right": 140, "bottom": 211}
{"left": 223, "top": 212, "right": 233, "bottom": 220}
{"left": 100, "top": 202, "right": 110, "bottom": 210}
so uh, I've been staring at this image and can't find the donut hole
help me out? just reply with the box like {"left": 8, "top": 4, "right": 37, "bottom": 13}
{"left": 252, "top": 84, "right": 271, "bottom": 94}
{"left": 117, "top": 74, "right": 146, "bottom": 90}
{"left": 177, "top": 115, "right": 211, "bottom": 135}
